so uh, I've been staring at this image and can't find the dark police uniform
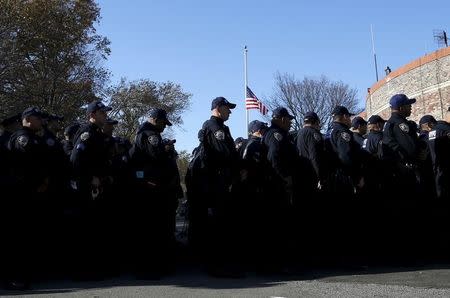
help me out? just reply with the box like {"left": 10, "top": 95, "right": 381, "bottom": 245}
{"left": 71, "top": 122, "right": 111, "bottom": 196}
{"left": 353, "top": 132, "right": 365, "bottom": 147}
{"left": 296, "top": 126, "right": 327, "bottom": 192}
{"left": 428, "top": 120, "right": 450, "bottom": 199}
{"left": 128, "top": 120, "right": 175, "bottom": 276}
{"left": 7, "top": 124, "right": 50, "bottom": 284}
{"left": 327, "top": 121, "right": 362, "bottom": 195}
{"left": 381, "top": 112, "right": 423, "bottom": 196}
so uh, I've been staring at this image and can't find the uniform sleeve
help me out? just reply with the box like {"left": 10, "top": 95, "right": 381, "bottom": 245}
{"left": 307, "top": 133, "right": 325, "bottom": 180}
{"left": 265, "top": 133, "right": 289, "bottom": 179}
{"left": 205, "top": 125, "right": 235, "bottom": 163}
{"left": 392, "top": 124, "right": 417, "bottom": 161}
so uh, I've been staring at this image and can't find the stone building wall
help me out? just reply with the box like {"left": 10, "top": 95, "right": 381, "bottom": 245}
{"left": 366, "top": 47, "right": 450, "bottom": 122}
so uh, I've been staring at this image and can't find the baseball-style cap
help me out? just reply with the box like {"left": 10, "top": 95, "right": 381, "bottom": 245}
{"left": 419, "top": 115, "right": 437, "bottom": 126}
{"left": 367, "top": 115, "right": 385, "bottom": 125}
{"left": 22, "top": 107, "right": 43, "bottom": 119}
{"left": 351, "top": 116, "right": 367, "bottom": 128}
{"left": 248, "top": 120, "right": 268, "bottom": 133}
{"left": 87, "top": 100, "right": 112, "bottom": 113}
{"left": 331, "top": 106, "right": 355, "bottom": 116}
{"left": 304, "top": 111, "right": 320, "bottom": 122}
{"left": 64, "top": 123, "right": 81, "bottom": 138}
{"left": 272, "top": 107, "right": 294, "bottom": 119}
{"left": 389, "top": 94, "right": 416, "bottom": 108}
{"left": 211, "top": 97, "right": 236, "bottom": 110}
{"left": 149, "top": 108, "right": 172, "bottom": 126}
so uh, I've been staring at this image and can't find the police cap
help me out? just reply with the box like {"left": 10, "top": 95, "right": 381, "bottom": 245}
{"left": 389, "top": 94, "right": 416, "bottom": 108}
{"left": 367, "top": 115, "right": 385, "bottom": 125}
{"left": 331, "top": 106, "right": 355, "bottom": 116}
{"left": 351, "top": 116, "right": 367, "bottom": 128}
{"left": 22, "top": 107, "right": 43, "bottom": 119}
{"left": 419, "top": 115, "right": 437, "bottom": 126}
{"left": 149, "top": 108, "right": 172, "bottom": 126}
{"left": 304, "top": 111, "right": 320, "bottom": 122}
{"left": 248, "top": 120, "right": 268, "bottom": 133}
{"left": 272, "top": 107, "right": 294, "bottom": 119}
{"left": 211, "top": 97, "right": 236, "bottom": 110}
{"left": 87, "top": 100, "right": 112, "bottom": 113}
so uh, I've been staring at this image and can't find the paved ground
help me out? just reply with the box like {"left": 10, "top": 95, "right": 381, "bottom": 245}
{"left": 2, "top": 264, "right": 450, "bottom": 297}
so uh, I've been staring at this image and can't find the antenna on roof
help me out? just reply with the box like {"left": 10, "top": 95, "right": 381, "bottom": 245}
{"left": 433, "top": 29, "right": 448, "bottom": 48}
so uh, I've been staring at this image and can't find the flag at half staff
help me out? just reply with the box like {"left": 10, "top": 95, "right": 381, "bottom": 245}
{"left": 245, "top": 86, "right": 268, "bottom": 115}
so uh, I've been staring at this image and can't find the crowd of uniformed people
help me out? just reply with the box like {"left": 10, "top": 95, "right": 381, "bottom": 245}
{"left": 0, "top": 93, "right": 449, "bottom": 289}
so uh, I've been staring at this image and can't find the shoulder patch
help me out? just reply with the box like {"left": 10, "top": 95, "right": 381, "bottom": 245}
{"left": 447, "top": 132, "right": 450, "bottom": 138}
{"left": 17, "top": 135, "right": 29, "bottom": 147}
{"left": 148, "top": 135, "right": 159, "bottom": 146}
{"left": 362, "top": 139, "right": 368, "bottom": 149}
{"left": 399, "top": 123, "right": 409, "bottom": 133}
{"left": 80, "top": 132, "right": 90, "bottom": 141}
{"left": 273, "top": 132, "right": 283, "bottom": 141}
{"left": 313, "top": 132, "right": 321, "bottom": 142}
{"left": 46, "top": 138, "right": 55, "bottom": 146}
{"left": 341, "top": 132, "right": 351, "bottom": 142}
{"left": 214, "top": 130, "right": 225, "bottom": 141}
{"left": 428, "top": 130, "right": 436, "bottom": 140}
{"left": 76, "top": 143, "right": 85, "bottom": 151}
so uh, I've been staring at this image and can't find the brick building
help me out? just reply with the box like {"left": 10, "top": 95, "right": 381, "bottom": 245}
{"left": 366, "top": 46, "right": 450, "bottom": 122}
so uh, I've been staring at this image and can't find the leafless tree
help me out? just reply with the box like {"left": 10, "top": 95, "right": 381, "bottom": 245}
{"left": 268, "top": 72, "right": 362, "bottom": 132}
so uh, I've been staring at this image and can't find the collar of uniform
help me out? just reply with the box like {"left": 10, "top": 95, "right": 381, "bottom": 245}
{"left": 269, "top": 122, "right": 285, "bottom": 133}
{"left": 333, "top": 121, "right": 350, "bottom": 129}
{"left": 250, "top": 135, "right": 261, "bottom": 141}
{"left": 88, "top": 121, "right": 101, "bottom": 131}
{"left": 391, "top": 112, "right": 407, "bottom": 121}
{"left": 210, "top": 115, "right": 224, "bottom": 125}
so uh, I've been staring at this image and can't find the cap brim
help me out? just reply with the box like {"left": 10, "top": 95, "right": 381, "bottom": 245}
{"left": 227, "top": 103, "right": 236, "bottom": 109}
{"left": 102, "top": 106, "right": 113, "bottom": 112}
{"left": 407, "top": 98, "right": 416, "bottom": 105}
{"left": 165, "top": 119, "right": 173, "bottom": 126}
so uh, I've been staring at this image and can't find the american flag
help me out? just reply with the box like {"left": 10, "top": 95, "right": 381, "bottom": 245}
{"left": 245, "top": 86, "right": 268, "bottom": 115}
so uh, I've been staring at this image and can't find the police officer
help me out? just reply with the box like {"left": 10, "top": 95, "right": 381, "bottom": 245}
{"left": 326, "top": 106, "right": 363, "bottom": 195}
{"left": 128, "top": 108, "right": 176, "bottom": 278}
{"left": 381, "top": 94, "right": 426, "bottom": 198}
{"left": 296, "top": 111, "right": 328, "bottom": 194}
{"left": 361, "top": 115, "right": 386, "bottom": 196}
{"left": 6, "top": 107, "right": 49, "bottom": 289}
{"left": 262, "top": 107, "right": 298, "bottom": 271}
{"left": 187, "top": 96, "right": 240, "bottom": 277}
{"left": 234, "top": 137, "right": 247, "bottom": 158}
{"left": 238, "top": 120, "right": 269, "bottom": 267}
{"left": 351, "top": 116, "right": 368, "bottom": 147}
{"left": 417, "top": 115, "right": 438, "bottom": 197}
{"left": 62, "top": 122, "right": 81, "bottom": 156}
{"left": 70, "top": 100, "right": 112, "bottom": 279}
{"left": 428, "top": 107, "right": 450, "bottom": 199}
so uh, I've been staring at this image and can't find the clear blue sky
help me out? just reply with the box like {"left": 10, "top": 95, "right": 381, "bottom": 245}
{"left": 96, "top": 0, "right": 449, "bottom": 152}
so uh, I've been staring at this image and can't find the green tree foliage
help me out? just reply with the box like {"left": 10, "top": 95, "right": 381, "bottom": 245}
{"left": 268, "top": 72, "right": 362, "bottom": 131}
{"left": 108, "top": 78, "right": 192, "bottom": 140}
{"left": 0, "top": 0, "right": 110, "bottom": 122}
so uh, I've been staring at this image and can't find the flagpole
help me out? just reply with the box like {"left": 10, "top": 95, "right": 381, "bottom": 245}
{"left": 244, "top": 45, "right": 249, "bottom": 135}
{"left": 370, "top": 24, "right": 379, "bottom": 82}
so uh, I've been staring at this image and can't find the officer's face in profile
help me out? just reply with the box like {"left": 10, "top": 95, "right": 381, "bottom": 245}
{"left": 24, "top": 115, "right": 43, "bottom": 131}
{"left": 343, "top": 114, "right": 352, "bottom": 127}
{"left": 281, "top": 117, "right": 292, "bottom": 131}
{"left": 218, "top": 105, "right": 231, "bottom": 121}
{"left": 92, "top": 109, "right": 107, "bottom": 126}
{"left": 399, "top": 104, "right": 412, "bottom": 117}
{"left": 445, "top": 111, "right": 450, "bottom": 123}
{"left": 155, "top": 118, "right": 167, "bottom": 132}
